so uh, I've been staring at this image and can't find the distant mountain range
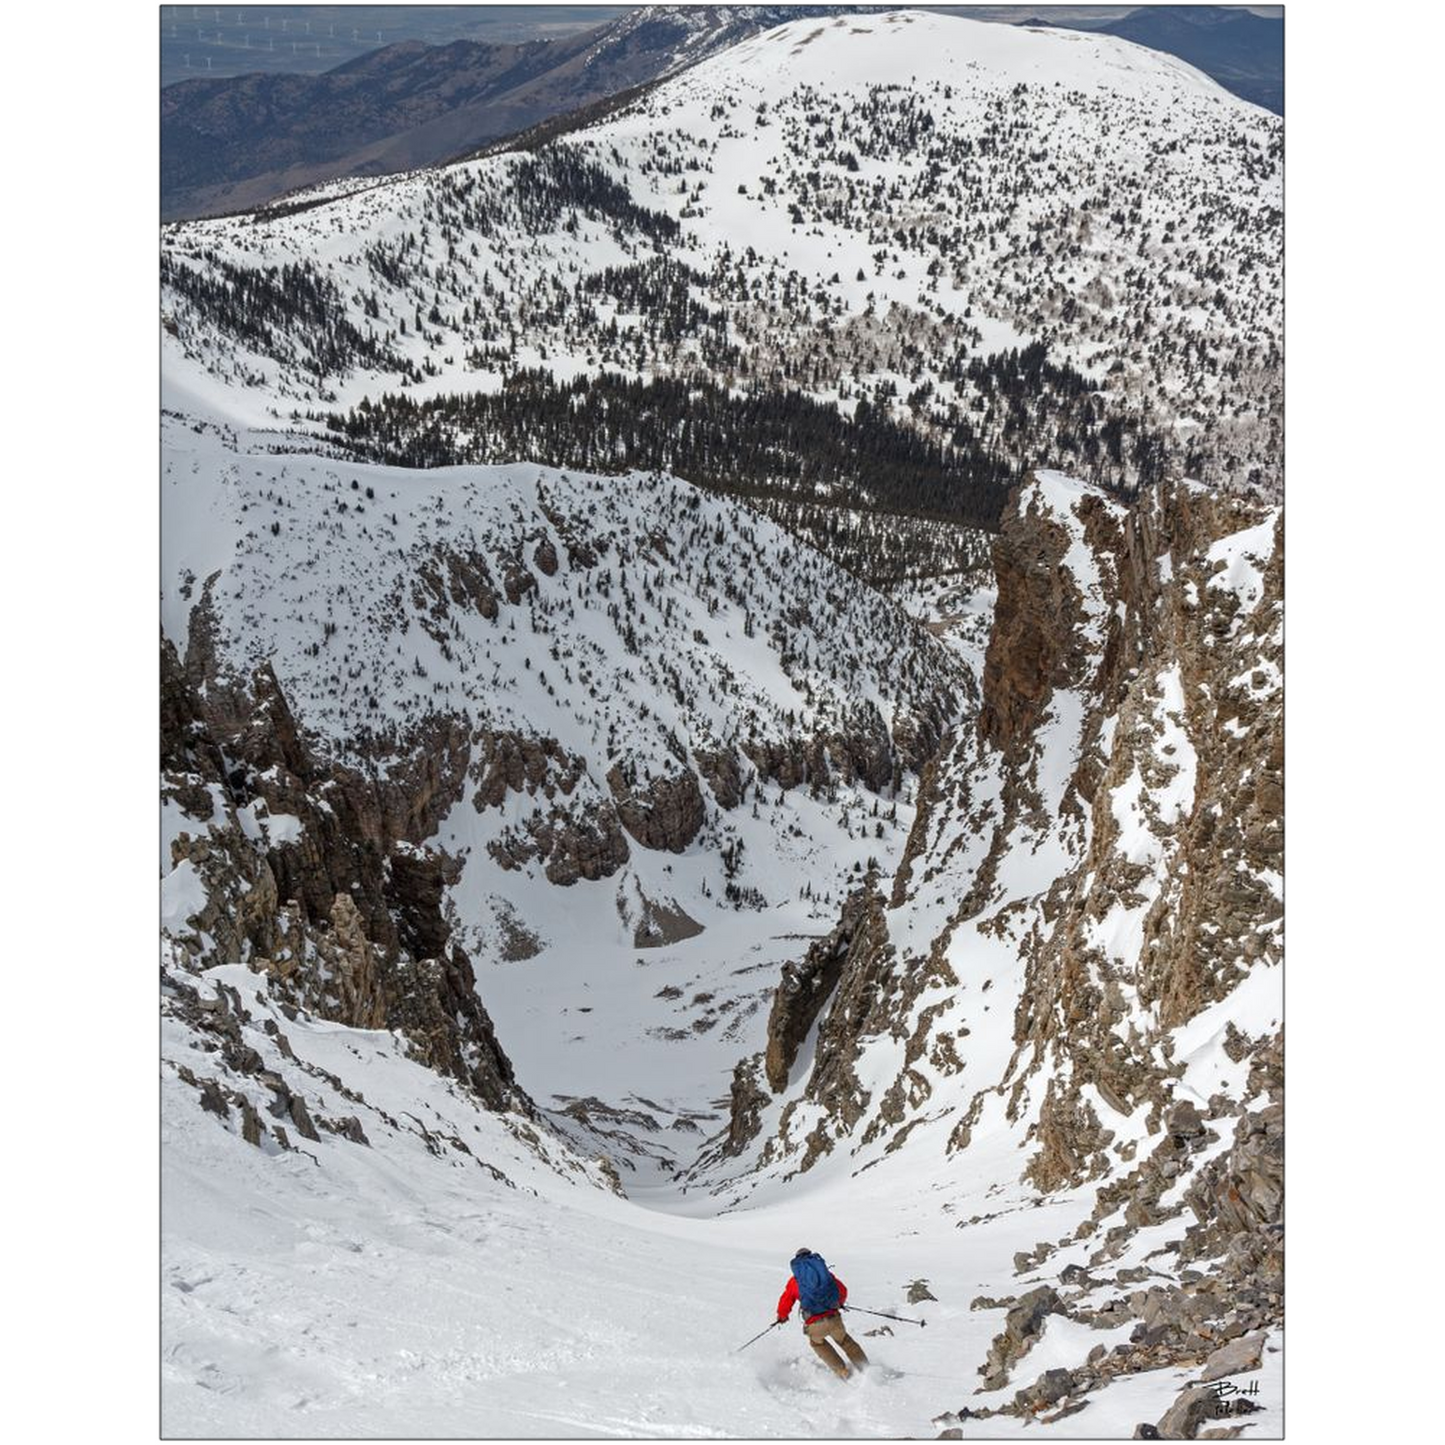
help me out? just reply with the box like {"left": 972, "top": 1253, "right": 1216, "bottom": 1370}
{"left": 160, "top": 5, "right": 847, "bottom": 219}
{"left": 1035, "top": 4, "right": 1283, "bottom": 114}
{"left": 161, "top": 6, "right": 1282, "bottom": 220}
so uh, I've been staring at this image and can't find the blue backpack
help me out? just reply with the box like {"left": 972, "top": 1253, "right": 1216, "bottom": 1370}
{"left": 791, "top": 1251, "right": 840, "bottom": 1315}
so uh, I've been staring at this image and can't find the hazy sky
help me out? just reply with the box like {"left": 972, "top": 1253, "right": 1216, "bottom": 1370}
{"left": 160, "top": 4, "right": 1282, "bottom": 89}
{"left": 160, "top": 6, "right": 631, "bottom": 85}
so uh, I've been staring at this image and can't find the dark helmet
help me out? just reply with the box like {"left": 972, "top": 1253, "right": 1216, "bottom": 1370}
{"left": 793, "top": 1246, "right": 812, "bottom": 1258}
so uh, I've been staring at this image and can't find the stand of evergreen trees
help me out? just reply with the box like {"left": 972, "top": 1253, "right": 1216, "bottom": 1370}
{"left": 161, "top": 253, "right": 407, "bottom": 383}
{"left": 957, "top": 343, "right": 1177, "bottom": 495}
{"left": 317, "top": 369, "right": 1016, "bottom": 531}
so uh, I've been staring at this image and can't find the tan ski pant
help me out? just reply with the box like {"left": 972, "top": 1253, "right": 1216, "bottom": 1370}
{"left": 804, "top": 1312, "right": 869, "bottom": 1377}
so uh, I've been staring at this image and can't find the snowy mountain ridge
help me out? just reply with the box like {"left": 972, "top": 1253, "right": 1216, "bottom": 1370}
{"left": 161, "top": 9, "right": 1282, "bottom": 514}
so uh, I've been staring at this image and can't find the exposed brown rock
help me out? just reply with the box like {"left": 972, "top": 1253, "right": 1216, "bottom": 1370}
{"left": 491, "top": 803, "right": 632, "bottom": 885}
{"left": 627, "top": 887, "right": 705, "bottom": 948}
{"left": 695, "top": 747, "right": 743, "bottom": 809}
{"left": 761, "top": 881, "right": 886, "bottom": 1094}
{"left": 1199, "top": 1331, "right": 1265, "bottom": 1383}
{"left": 1156, "top": 1384, "right": 1221, "bottom": 1440}
{"left": 412, "top": 546, "right": 499, "bottom": 623}
{"left": 471, "top": 730, "right": 586, "bottom": 810}
{"left": 721, "top": 1057, "right": 768, "bottom": 1157}
{"left": 977, "top": 486, "right": 1098, "bottom": 756}
{"left": 979, "top": 1285, "right": 1064, "bottom": 1391}
{"left": 161, "top": 638, "right": 525, "bottom": 1112}
{"left": 607, "top": 764, "right": 706, "bottom": 852}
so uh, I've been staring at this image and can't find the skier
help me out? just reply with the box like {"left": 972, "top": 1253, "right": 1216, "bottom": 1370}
{"left": 776, "top": 1247, "right": 870, "bottom": 1380}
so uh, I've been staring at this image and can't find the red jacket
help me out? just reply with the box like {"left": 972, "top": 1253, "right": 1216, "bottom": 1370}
{"left": 777, "top": 1272, "right": 847, "bottom": 1324}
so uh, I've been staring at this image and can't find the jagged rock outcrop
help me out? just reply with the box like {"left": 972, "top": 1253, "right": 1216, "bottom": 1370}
{"left": 1005, "top": 481, "right": 1282, "bottom": 1188}
{"left": 979, "top": 1285, "right": 1065, "bottom": 1391}
{"left": 725, "top": 879, "right": 897, "bottom": 1175}
{"left": 1179, "top": 1097, "right": 1284, "bottom": 1290}
{"left": 977, "top": 487, "right": 1104, "bottom": 757}
{"left": 803, "top": 883, "right": 898, "bottom": 1135}
{"left": 695, "top": 747, "right": 744, "bottom": 809}
{"left": 413, "top": 546, "right": 500, "bottom": 624}
{"left": 162, "top": 637, "right": 522, "bottom": 1109}
{"left": 720, "top": 471, "right": 1283, "bottom": 1298}
{"left": 721, "top": 1057, "right": 769, "bottom": 1158}
{"left": 471, "top": 730, "right": 588, "bottom": 810}
{"left": 607, "top": 765, "right": 706, "bottom": 853}
{"left": 761, "top": 882, "right": 884, "bottom": 1093}
{"left": 730, "top": 696, "right": 955, "bottom": 803}
{"left": 489, "top": 803, "right": 632, "bottom": 885}
{"left": 741, "top": 735, "right": 831, "bottom": 793}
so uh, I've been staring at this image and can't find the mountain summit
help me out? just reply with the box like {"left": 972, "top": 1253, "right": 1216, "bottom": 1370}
{"left": 163, "top": 10, "right": 1281, "bottom": 504}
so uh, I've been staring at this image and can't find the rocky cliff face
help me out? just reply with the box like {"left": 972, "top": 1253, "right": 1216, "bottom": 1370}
{"left": 163, "top": 634, "right": 521, "bottom": 1111}
{"left": 1006, "top": 481, "right": 1283, "bottom": 1193}
{"left": 712, "top": 469, "right": 1283, "bottom": 1389}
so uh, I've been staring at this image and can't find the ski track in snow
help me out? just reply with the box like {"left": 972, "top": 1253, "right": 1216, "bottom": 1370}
{"left": 162, "top": 991, "right": 1283, "bottom": 1439}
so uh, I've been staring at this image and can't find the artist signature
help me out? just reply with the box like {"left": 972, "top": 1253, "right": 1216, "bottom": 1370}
{"left": 1209, "top": 1379, "right": 1262, "bottom": 1417}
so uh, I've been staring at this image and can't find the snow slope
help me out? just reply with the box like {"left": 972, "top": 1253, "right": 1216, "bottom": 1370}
{"left": 164, "top": 962, "right": 1283, "bottom": 1438}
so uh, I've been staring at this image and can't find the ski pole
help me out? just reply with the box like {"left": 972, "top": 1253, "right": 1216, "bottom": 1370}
{"left": 843, "top": 1305, "right": 927, "bottom": 1327}
{"left": 733, "top": 1320, "right": 783, "bottom": 1354}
